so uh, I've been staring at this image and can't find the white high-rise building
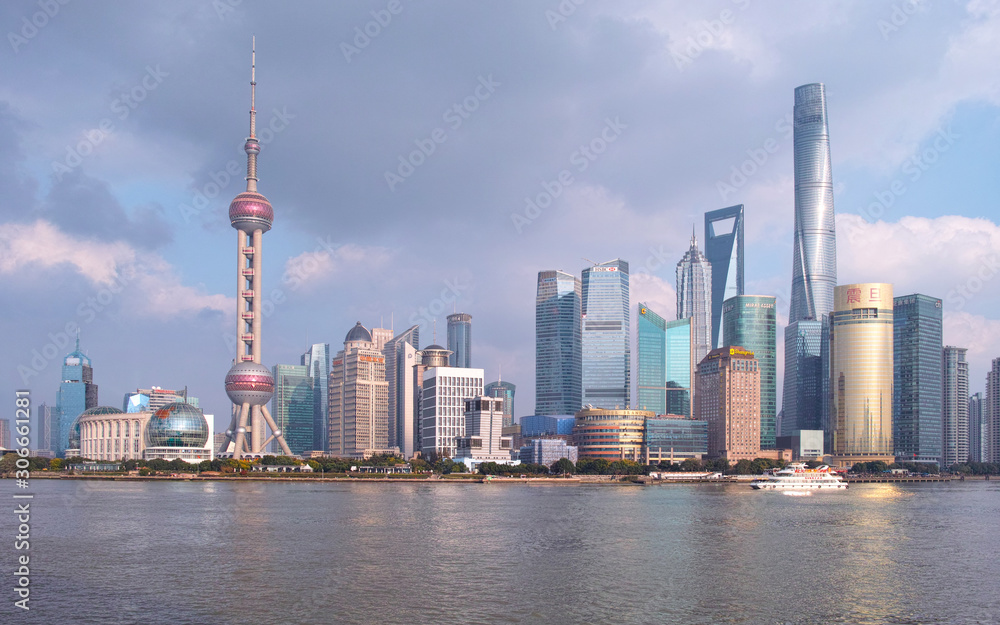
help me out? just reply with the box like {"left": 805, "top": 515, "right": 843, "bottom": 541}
{"left": 454, "top": 396, "right": 514, "bottom": 469}
{"left": 420, "top": 346, "right": 483, "bottom": 459}
{"left": 941, "top": 346, "right": 969, "bottom": 469}
{"left": 987, "top": 358, "right": 1000, "bottom": 463}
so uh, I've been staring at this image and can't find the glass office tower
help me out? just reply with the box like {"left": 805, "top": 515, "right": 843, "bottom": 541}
{"left": 969, "top": 392, "right": 984, "bottom": 463}
{"left": 783, "top": 82, "right": 838, "bottom": 440}
{"left": 485, "top": 380, "right": 516, "bottom": 427}
{"left": 55, "top": 337, "right": 98, "bottom": 456}
{"left": 384, "top": 325, "right": 420, "bottom": 453}
{"left": 447, "top": 313, "right": 472, "bottom": 368}
{"left": 676, "top": 233, "right": 712, "bottom": 368}
{"left": 637, "top": 303, "right": 668, "bottom": 414}
{"left": 830, "top": 283, "right": 894, "bottom": 467}
{"left": 705, "top": 205, "right": 744, "bottom": 349}
{"left": 271, "top": 364, "right": 315, "bottom": 455}
{"left": 535, "top": 270, "right": 582, "bottom": 415}
{"left": 301, "top": 343, "right": 330, "bottom": 452}
{"left": 581, "top": 259, "right": 630, "bottom": 409}
{"left": 665, "top": 318, "right": 693, "bottom": 418}
{"left": 892, "top": 294, "right": 943, "bottom": 464}
{"left": 722, "top": 295, "right": 777, "bottom": 448}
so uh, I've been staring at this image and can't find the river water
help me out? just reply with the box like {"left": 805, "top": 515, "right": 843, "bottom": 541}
{"left": 3, "top": 479, "right": 999, "bottom": 624}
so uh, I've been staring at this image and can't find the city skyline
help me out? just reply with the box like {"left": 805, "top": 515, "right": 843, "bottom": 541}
{"left": 3, "top": 3, "right": 1000, "bottom": 428}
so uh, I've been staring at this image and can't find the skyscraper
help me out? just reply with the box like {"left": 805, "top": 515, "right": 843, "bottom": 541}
{"left": 582, "top": 259, "right": 630, "bottom": 409}
{"left": 420, "top": 347, "right": 483, "bottom": 459}
{"left": 665, "top": 318, "right": 694, "bottom": 418}
{"left": 271, "top": 364, "right": 315, "bottom": 455}
{"left": 301, "top": 343, "right": 331, "bottom": 452}
{"left": 55, "top": 336, "right": 97, "bottom": 457}
{"left": 384, "top": 325, "right": 420, "bottom": 456}
{"left": 329, "top": 322, "right": 392, "bottom": 458}
{"left": 695, "top": 347, "right": 760, "bottom": 462}
{"left": 485, "top": 379, "right": 516, "bottom": 427}
{"left": 221, "top": 40, "right": 293, "bottom": 459}
{"left": 892, "top": 294, "right": 943, "bottom": 464}
{"left": 535, "top": 270, "right": 582, "bottom": 415}
{"left": 637, "top": 303, "right": 668, "bottom": 414}
{"left": 0, "top": 419, "right": 10, "bottom": 450}
{"left": 705, "top": 204, "right": 744, "bottom": 349}
{"left": 941, "top": 346, "right": 969, "bottom": 470}
{"left": 987, "top": 359, "right": 1000, "bottom": 463}
{"left": 969, "top": 392, "right": 984, "bottom": 463}
{"left": 447, "top": 313, "right": 472, "bottom": 368}
{"left": 830, "top": 283, "right": 894, "bottom": 467}
{"left": 35, "top": 403, "right": 53, "bottom": 454}
{"left": 783, "top": 82, "right": 838, "bottom": 441}
{"left": 676, "top": 233, "right": 712, "bottom": 368}
{"left": 722, "top": 295, "right": 777, "bottom": 449}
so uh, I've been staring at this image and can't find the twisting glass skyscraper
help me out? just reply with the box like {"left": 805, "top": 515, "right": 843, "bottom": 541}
{"left": 705, "top": 204, "right": 744, "bottom": 349}
{"left": 536, "top": 270, "right": 582, "bottom": 415}
{"left": 676, "top": 232, "right": 712, "bottom": 368}
{"left": 581, "top": 259, "right": 630, "bottom": 409}
{"left": 783, "top": 82, "right": 837, "bottom": 439}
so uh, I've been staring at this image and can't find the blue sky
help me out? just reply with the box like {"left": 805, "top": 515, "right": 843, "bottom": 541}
{"left": 2, "top": 0, "right": 999, "bottom": 436}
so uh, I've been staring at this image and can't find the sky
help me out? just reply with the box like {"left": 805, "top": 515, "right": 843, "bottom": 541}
{"left": 2, "top": 0, "right": 999, "bottom": 439}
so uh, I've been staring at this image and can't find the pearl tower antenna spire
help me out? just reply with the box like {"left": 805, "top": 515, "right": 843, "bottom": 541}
{"left": 221, "top": 38, "right": 292, "bottom": 459}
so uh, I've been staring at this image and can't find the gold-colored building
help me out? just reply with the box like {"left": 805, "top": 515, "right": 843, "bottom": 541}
{"left": 572, "top": 408, "right": 652, "bottom": 461}
{"left": 695, "top": 346, "right": 761, "bottom": 462}
{"left": 830, "top": 283, "right": 894, "bottom": 467}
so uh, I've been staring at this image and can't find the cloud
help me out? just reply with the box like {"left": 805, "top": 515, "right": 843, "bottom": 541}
{"left": 282, "top": 243, "right": 395, "bottom": 291}
{"left": 944, "top": 310, "right": 1000, "bottom": 390}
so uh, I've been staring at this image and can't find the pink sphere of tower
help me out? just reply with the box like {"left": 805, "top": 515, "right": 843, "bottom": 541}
{"left": 229, "top": 191, "right": 273, "bottom": 234}
{"left": 225, "top": 361, "right": 274, "bottom": 406}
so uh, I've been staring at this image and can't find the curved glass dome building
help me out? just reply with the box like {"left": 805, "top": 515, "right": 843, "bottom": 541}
{"left": 145, "top": 402, "right": 210, "bottom": 448}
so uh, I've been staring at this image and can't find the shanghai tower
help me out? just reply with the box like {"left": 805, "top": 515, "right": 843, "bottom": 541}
{"left": 781, "top": 83, "right": 837, "bottom": 438}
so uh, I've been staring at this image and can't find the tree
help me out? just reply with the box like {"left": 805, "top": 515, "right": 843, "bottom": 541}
{"left": 0, "top": 453, "right": 17, "bottom": 473}
{"left": 551, "top": 458, "right": 575, "bottom": 475}
{"left": 50, "top": 458, "right": 64, "bottom": 471}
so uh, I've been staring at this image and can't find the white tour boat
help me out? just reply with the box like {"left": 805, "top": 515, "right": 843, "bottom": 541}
{"left": 750, "top": 463, "right": 848, "bottom": 490}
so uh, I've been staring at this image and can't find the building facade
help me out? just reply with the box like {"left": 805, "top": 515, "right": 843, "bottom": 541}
{"left": 637, "top": 303, "right": 668, "bottom": 414}
{"left": 0, "top": 419, "right": 10, "bottom": 450}
{"left": 644, "top": 416, "right": 708, "bottom": 464}
{"left": 446, "top": 313, "right": 472, "bottom": 368}
{"left": 987, "top": 359, "right": 1000, "bottom": 463}
{"left": 271, "top": 364, "right": 315, "bottom": 455}
{"left": 722, "top": 295, "right": 777, "bottom": 449}
{"left": 55, "top": 337, "right": 98, "bottom": 457}
{"left": 892, "top": 294, "right": 943, "bottom": 464}
{"left": 328, "top": 323, "right": 393, "bottom": 458}
{"left": 572, "top": 408, "right": 651, "bottom": 461}
{"left": 35, "top": 403, "right": 53, "bottom": 454}
{"left": 695, "top": 347, "right": 761, "bottom": 462}
{"left": 535, "top": 270, "right": 582, "bottom": 415}
{"left": 301, "top": 342, "right": 331, "bottom": 452}
{"left": 941, "top": 346, "right": 969, "bottom": 469}
{"left": 420, "top": 364, "right": 484, "bottom": 458}
{"left": 830, "top": 283, "right": 894, "bottom": 467}
{"left": 676, "top": 233, "right": 712, "bottom": 368}
{"left": 384, "top": 326, "right": 421, "bottom": 457}
{"left": 581, "top": 259, "right": 630, "bottom": 409}
{"left": 783, "top": 82, "right": 838, "bottom": 443}
{"left": 969, "top": 392, "right": 984, "bottom": 463}
{"left": 485, "top": 380, "right": 516, "bottom": 427}
{"left": 518, "top": 438, "right": 578, "bottom": 465}
{"left": 520, "top": 415, "right": 575, "bottom": 437}
{"left": 454, "top": 396, "right": 514, "bottom": 468}
{"left": 705, "top": 204, "right": 744, "bottom": 349}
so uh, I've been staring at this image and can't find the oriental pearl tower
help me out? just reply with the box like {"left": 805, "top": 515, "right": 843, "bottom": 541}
{"left": 221, "top": 38, "right": 292, "bottom": 459}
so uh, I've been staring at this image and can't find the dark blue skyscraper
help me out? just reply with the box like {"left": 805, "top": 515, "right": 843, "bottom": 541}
{"left": 536, "top": 270, "right": 582, "bottom": 415}
{"left": 893, "top": 294, "right": 943, "bottom": 464}
{"left": 582, "top": 259, "right": 630, "bottom": 409}
{"left": 447, "top": 313, "right": 472, "bottom": 368}
{"left": 782, "top": 83, "right": 837, "bottom": 439}
{"left": 637, "top": 303, "right": 668, "bottom": 414}
{"left": 705, "top": 204, "right": 744, "bottom": 349}
{"left": 485, "top": 379, "right": 516, "bottom": 427}
{"left": 271, "top": 364, "right": 315, "bottom": 455}
{"left": 55, "top": 336, "right": 97, "bottom": 456}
